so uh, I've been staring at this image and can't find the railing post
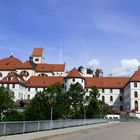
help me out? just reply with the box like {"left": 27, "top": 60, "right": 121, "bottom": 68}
{"left": 38, "top": 121, "right": 40, "bottom": 131}
{"left": 3, "top": 123, "right": 6, "bottom": 135}
{"left": 23, "top": 121, "right": 25, "bottom": 133}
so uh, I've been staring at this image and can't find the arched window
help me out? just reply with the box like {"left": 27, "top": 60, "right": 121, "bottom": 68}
{"left": 110, "top": 96, "right": 113, "bottom": 102}
{"left": 135, "top": 101, "right": 138, "bottom": 111}
{"left": 102, "top": 96, "right": 105, "bottom": 102}
{"left": 134, "top": 91, "right": 138, "bottom": 98}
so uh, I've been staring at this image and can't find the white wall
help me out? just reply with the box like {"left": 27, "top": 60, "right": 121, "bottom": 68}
{"left": 64, "top": 78, "right": 85, "bottom": 91}
{"left": 86, "top": 88, "right": 123, "bottom": 110}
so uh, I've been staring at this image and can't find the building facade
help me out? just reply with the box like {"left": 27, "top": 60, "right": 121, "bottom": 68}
{"left": 0, "top": 48, "right": 140, "bottom": 118}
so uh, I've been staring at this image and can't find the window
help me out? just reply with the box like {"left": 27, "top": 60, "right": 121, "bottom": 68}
{"left": 134, "top": 91, "right": 138, "bottom": 98}
{"left": 110, "top": 96, "right": 113, "bottom": 102}
{"left": 65, "top": 79, "right": 67, "bottom": 83}
{"left": 134, "top": 82, "right": 137, "bottom": 88}
{"left": 120, "top": 96, "right": 123, "bottom": 102}
{"left": 35, "top": 58, "right": 39, "bottom": 61}
{"left": 102, "top": 89, "right": 104, "bottom": 93}
{"left": 73, "top": 78, "right": 75, "bottom": 82}
{"left": 7, "top": 76, "right": 12, "bottom": 81}
{"left": 102, "top": 96, "right": 105, "bottom": 102}
{"left": 135, "top": 101, "right": 138, "bottom": 111}
{"left": 28, "top": 88, "right": 30, "bottom": 91}
{"left": 120, "top": 105, "right": 123, "bottom": 111}
{"left": 81, "top": 79, "right": 83, "bottom": 83}
{"left": 110, "top": 89, "right": 113, "bottom": 93}
{"left": 35, "top": 88, "right": 38, "bottom": 92}
{"left": 64, "top": 86, "right": 67, "bottom": 91}
{"left": 0, "top": 72, "right": 2, "bottom": 77}
{"left": 12, "top": 84, "right": 15, "bottom": 88}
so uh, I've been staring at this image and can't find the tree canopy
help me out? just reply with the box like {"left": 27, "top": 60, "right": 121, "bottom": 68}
{"left": 0, "top": 82, "right": 108, "bottom": 121}
{"left": 0, "top": 86, "right": 15, "bottom": 121}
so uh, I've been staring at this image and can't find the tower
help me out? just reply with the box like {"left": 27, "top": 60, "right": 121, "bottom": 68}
{"left": 95, "top": 69, "right": 103, "bottom": 77}
{"left": 31, "top": 48, "right": 44, "bottom": 64}
{"left": 64, "top": 68, "right": 85, "bottom": 91}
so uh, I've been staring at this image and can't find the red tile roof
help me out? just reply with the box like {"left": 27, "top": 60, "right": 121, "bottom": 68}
{"left": 130, "top": 69, "right": 140, "bottom": 82}
{"left": 17, "top": 61, "right": 36, "bottom": 69}
{"left": 85, "top": 77, "right": 129, "bottom": 88}
{"left": 32, "top": 48, "right": 44, "bottom": 56}
{"left": 26, "top": 76, "right": 64, "bottom": 87}
{"left": 35, "top": 64, "right": 65, "bottom": 72}
{"left": 0, "top": 72, "right": 25, "bottom": 84}
{"left": 0, "top": 56, "right": 22, "bottom": 70}
{"left": 66, "top": 68, "right": 83, "bottom": 78}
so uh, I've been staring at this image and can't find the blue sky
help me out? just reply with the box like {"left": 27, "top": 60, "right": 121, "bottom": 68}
{"left": 0, "top": 0, "right": 140, "bottom": 76}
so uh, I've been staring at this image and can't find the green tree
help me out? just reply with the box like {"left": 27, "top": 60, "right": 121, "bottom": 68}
{"left": 24, "top": 91, "right": 50, "bottom": 120}
{"left": 0, "top": 87, "right": 14, "bottom": 121}
{"left": 66, "top": 82, "right": 86, "bottom": 119}
{"left": 3, "top": 110, "right": 24, "bottom": 121}
{"left": 86, "top": 86, "right": 105, "bottom": 118}
{"left": 24, "top": 83, "right": 63, "bottom": 120}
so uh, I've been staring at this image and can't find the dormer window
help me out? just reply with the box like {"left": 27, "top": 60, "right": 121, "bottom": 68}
{"left": 7, "top": 76, "right": 12, "bottom": 81}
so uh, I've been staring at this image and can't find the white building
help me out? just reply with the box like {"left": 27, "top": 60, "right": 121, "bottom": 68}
{"left": 0, "top": 48, "right": 140, "bottom": 117}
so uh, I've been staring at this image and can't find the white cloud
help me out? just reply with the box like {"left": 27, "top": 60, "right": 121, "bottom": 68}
{"left": 86, "top": 59, "right": 101, "bottom": 69}
{"left": 112, "top": 59, "right": 140, "bottom": 76}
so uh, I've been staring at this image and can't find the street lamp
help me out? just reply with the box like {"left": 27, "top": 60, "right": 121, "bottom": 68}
{"left": 83, "top": 104, "right": 87, "bottom": 124}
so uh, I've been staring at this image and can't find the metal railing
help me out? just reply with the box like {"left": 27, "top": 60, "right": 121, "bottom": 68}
{"left": 0, "top": 119, "right": 108, "bottom": 136}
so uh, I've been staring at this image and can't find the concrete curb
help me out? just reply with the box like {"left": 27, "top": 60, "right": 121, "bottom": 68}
{"left": 0, "top": 122, "right": 118, "bottom": 140}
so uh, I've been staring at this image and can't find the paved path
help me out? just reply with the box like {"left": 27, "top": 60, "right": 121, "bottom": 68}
{"left": 35, "top": 122, "right": 140, "bottom": 140}
{"left": 0, "top": 123, "right": 113, "bottom": 140}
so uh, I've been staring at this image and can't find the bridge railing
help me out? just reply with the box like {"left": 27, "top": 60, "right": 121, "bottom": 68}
{"left": 0, "top": 119, "right": 108, "bottom": 136}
